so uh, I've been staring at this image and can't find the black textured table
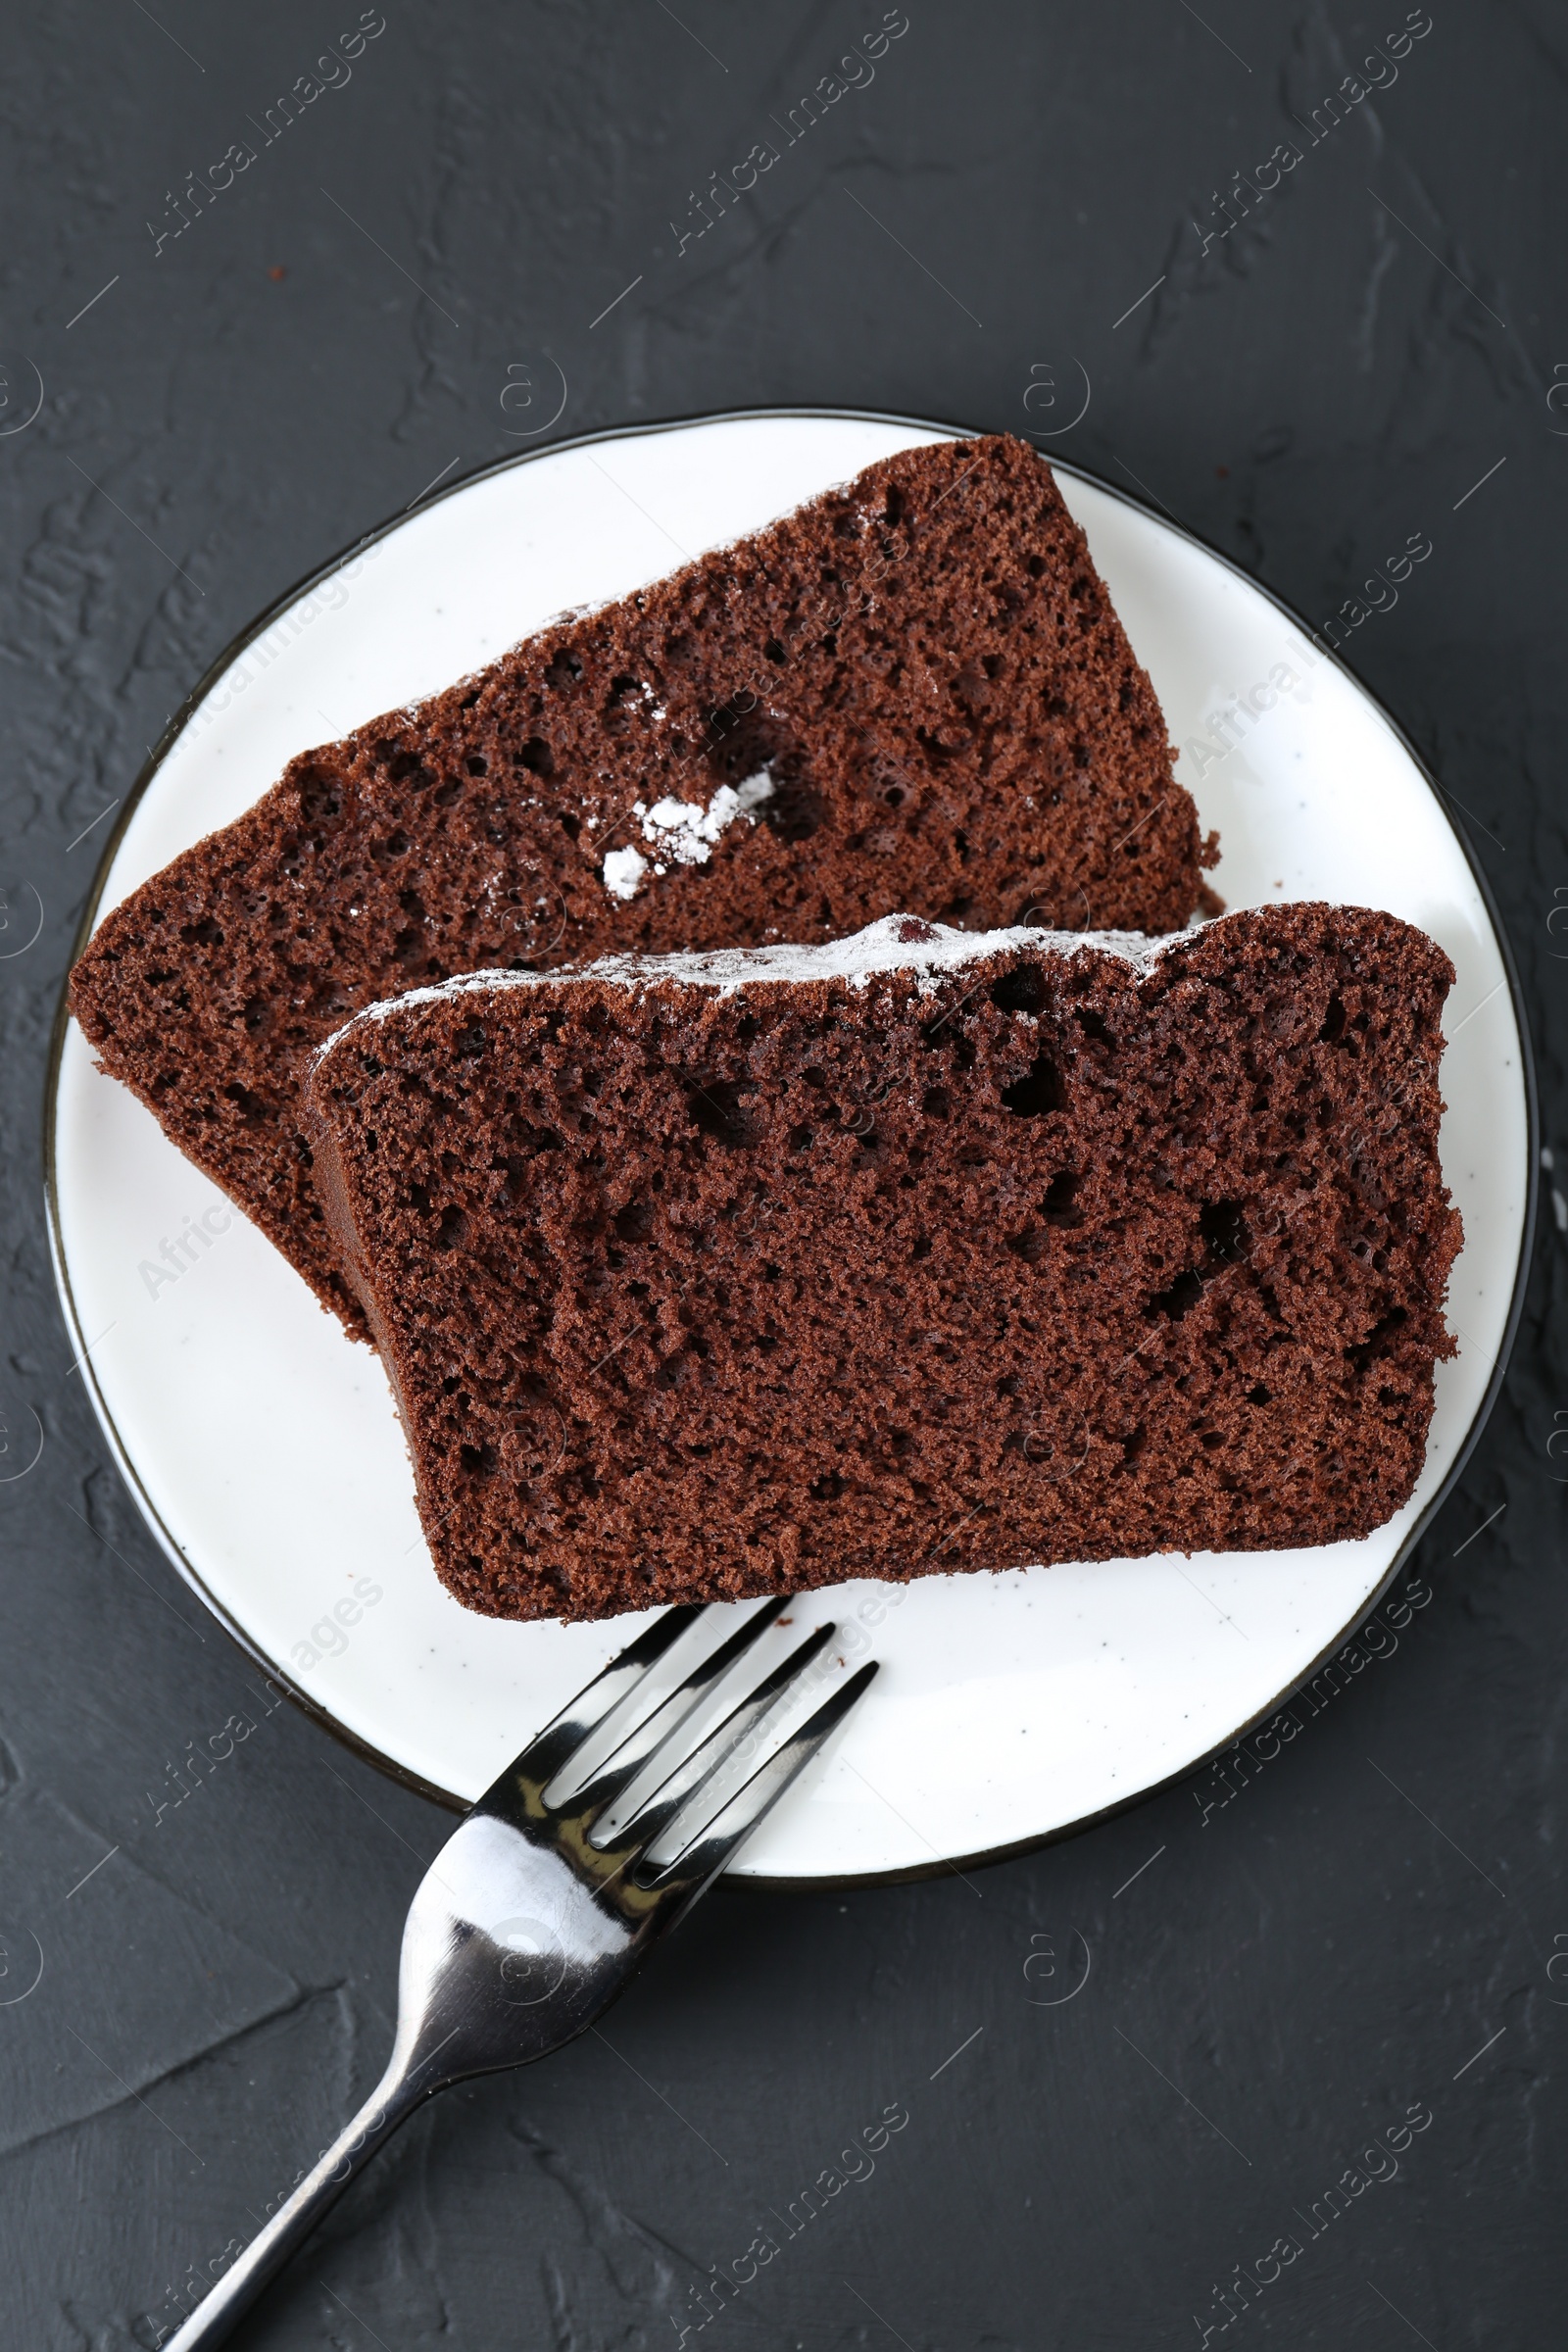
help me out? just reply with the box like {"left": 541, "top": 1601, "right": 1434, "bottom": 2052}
{"left": 3, "top": 6, "right": 1563, "bottom": 2345}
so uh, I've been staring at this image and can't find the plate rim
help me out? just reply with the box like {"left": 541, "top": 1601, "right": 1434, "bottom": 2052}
{"left": 41, "top": 401, "right": 1541, "bottom": 1886}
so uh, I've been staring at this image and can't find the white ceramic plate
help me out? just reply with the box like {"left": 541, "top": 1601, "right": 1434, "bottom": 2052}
{"left": 47, "top": 412, "right": 1532, "bottom": 1881}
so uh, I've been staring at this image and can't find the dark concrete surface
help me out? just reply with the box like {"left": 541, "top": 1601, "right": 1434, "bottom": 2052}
{"left": 2, "top": 4, "right": 1565, "bottom": 2345}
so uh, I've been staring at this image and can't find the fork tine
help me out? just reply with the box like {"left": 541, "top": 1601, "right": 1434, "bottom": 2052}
{"left": 647, "top": 1659, "right": 879, "bottom": 1911}
{"left": 565, "top": 1596, "right": 790, "bottom": 1825}
{"left": 606, "top": 1620, "right": 839, "bottom": 1855}
{"left": 482, "top": 1602, "right": 706, "bottom": 1804}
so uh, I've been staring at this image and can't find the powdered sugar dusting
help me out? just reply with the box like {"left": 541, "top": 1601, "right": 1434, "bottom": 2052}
{"left": 584, "top": 913, "right": 1177, "bottom": 996}
{"left": 316, "top": 911, "right": 1200, "bottom": 1065}
{"left": 601, "top": 845, "right": 647, "bottom": 901}
{"left": 600, "top": 768, "right": 776, "bottom": 900}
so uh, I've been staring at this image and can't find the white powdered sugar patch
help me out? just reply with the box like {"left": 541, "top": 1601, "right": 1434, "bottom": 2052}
{"left": 599, "top": 767, "right": 776, "bottom": 900}
{"left": 317, "top": 911, "right": 1206, "bottom": 1063}
{"left": 587, "top": 913, "right": 1188, "bottom": 996}
{"left": 601, "top": 845, "right": 647, "bottom": 902}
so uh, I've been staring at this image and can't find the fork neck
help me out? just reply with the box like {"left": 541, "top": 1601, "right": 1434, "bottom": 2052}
{"left": 162, "top": 2041, "right": 437, "bottom": 2349}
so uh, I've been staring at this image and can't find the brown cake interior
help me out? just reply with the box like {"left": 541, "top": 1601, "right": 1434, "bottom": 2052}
{"left": 70, "top": 433, "right": 1214, "bottom": 1339}
{"left": 307, "top": 903, "right": 1460, "bottom": 1624}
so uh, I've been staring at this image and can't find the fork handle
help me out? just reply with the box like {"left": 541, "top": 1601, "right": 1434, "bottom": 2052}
{"left": 163, "top": 2057, "right": 428, "bottom": 2348}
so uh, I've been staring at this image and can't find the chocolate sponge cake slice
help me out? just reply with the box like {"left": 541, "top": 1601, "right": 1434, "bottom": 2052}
{"left": 70, "top": 432, "right": 1214, "bottom": 1339}
{"left": 306, "top": 903, "right": 1460, "bottom": 1624}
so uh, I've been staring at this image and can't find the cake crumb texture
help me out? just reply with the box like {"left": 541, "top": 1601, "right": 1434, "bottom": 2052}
{"left": 307, "top": 903, "right": 1460, "bottom": 1622}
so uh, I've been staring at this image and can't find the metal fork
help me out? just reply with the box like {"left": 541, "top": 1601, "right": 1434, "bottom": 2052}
{"left": 167, "top": 1598, "right": 874, "bottom": 2349}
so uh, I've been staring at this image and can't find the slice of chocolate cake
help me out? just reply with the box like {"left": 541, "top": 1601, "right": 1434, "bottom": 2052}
{"left": 306, "top": 903, "right": 1461, "bottom": 1624}
{"left": 71, "top": 433, "right": 1216, "bottom": 1339}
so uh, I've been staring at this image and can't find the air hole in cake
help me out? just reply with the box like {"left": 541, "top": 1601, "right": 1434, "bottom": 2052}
{"left": 456, "top": 1022, "right": 487, "bottom": 1059}
{"left": 953, "top": 662, "right": 991, "bottom": 714}
{"left": 1043, "top": 1170, "right": 1082, "bottom": 1225}
{"left": 1200, "top": 1200, "right": 1250, "bottom": 1263}
{"left": 1026, "top": 554, "right": 1047, "bottom": 578}
{"left": 808, "top": 1471, "right": 845, "bottom": 1500}
{"left": 1001, "top": 1052, "right": 1062, "bottom": 1116}
{"left": 1077, "top": 1007, "right": 1113, "bottom": 1045}
{"left": 613, "top": 1200, "right": 654, "bottom": 1243}
{"left": 518, "top": 736, "right": 554, "bottom": 776}
{"left": 460, "top": 1441, "right": 498, "bottom": 1478}
{"left": 433, "top": 1206, "right": 466, "bottom": 1250}
{"left": 1020, "top": 1423, "right": 1089, "bottom": 1475}
{"left": 1348, "top": 1305, "right": 1408, "bottom": 1370}
{"left": 544, "top": 649, "right": 582, "bottom": 691}
{"left": 222, "top": 1081, "right": 271, "bottom": 1125}
{"left": 179, "top": 915, "right": 223, "bottom": 949}
{"left": 466, "top": 755, "right": 489, "bottom": 776}
{"left": 1008, "top": 1227, "right": 1049, "bottom": 1264}
{"left": 297, "top": 767, "right": 343, "bottom": 824}
{"left": 763, "top": 636, "right": 786, "bottom": 663}
{"left": 1248, "top": 1383, "right": 1272, "bottom": 1405}
{"left": 1150, "top": 1267, "right": 1205, "bottom": 1321}
{"left": 687, "top": 1079, "right": 756, "bottom": 1149}
{"left": 760, "top": 769, "right": 824, "bottom": 842}
{"left": 991, "top": 964, "right": 1047, "bottom": 1015}
{"left": 922, "top": 1086, "right": 951, "bottom": 1119}
{"left": 1319, "top": 993, "right": 1348, "bottom": 1044}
